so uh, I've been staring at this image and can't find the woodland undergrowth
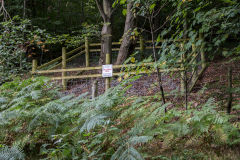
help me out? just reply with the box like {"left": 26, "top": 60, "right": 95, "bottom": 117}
{"left": 0, "top": 76, "right": 240, "bottom": 160}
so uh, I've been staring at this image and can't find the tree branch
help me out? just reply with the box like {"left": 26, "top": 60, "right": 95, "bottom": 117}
{"left": 0, "top": 0, "right": 11, "bottom": 21}
{"left": 154, "top": 7, "right": 177, "bottom": 33}
{"left": 153, "top": 1, "right": 168, "bottom": 18}
{"left": 95, "top": 0, "right": 106, "bottom": 21}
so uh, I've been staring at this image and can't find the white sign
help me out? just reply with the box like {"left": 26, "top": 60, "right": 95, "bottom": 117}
{"left": 102, "top": 65, "right": 113, "bottom": 77}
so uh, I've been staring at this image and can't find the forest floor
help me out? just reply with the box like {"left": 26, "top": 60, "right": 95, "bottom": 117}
{"left": 190, "top": 57, "right": 240, "bottom": 108}
{"left": 65, "top": 57, "right": 240, "bottom": 105}
{"left": 196, "top": 57, "right": 240, "bottom": 99}
{"left": 65, "top": 57, "right": 240, "bottom": 123}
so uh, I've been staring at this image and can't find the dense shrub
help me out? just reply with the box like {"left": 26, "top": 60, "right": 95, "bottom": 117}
{"left": 0, "top": 16, "right": 48, "bottom": 85}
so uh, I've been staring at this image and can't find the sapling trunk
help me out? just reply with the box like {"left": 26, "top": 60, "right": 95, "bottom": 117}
{"left": 227, "top": 66, "right": 233, "bottom": 114}
{"left": 180, "top": 43, "right": 188, "bottom": 110}
{"left": 184, "top": 70, "right": 188, "bottom": 110}
{"left": 183, "top": 14, "right": 188, "bottom": 110}
{"left": 23, "top": 0, "right": 26, "bottom": 18}
{"left": 149, "top": 19, "right": 166, "bottom": 112}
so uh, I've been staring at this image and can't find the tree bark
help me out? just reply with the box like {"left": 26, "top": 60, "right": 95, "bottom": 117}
{"left": 96, "top": 0, "right": 112, "bottom": 65}
{"left": 115, "top": 1, "right": 135, "bottom": 65}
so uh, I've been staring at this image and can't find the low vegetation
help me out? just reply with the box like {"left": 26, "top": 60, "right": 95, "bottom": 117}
{"left": 0, "top": 77, "right": 239, "bottom": 159}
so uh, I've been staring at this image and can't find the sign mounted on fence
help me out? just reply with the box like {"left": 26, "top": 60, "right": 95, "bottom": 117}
{"left": 102, "top": 65, "right": 113, "bottom": 77}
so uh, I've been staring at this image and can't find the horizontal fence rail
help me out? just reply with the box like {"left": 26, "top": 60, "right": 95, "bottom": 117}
{"left": 36, "top": 38, "right": 192, "bottom": 71}
{"left": 34, "top": 63, "right": 155, "bottom": 74}
{"left": 51, "top": 68, "right": 185, "bottom": 80}
{"left": 37, "top": 45, "right": 85, "bottom": 70}
{"left": 31, "top": 36, "right": 206, "bottom": 93}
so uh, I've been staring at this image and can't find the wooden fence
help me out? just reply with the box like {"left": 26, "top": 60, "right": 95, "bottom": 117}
{"left": 31, "top": 36, "right": 207, "bottom": 93}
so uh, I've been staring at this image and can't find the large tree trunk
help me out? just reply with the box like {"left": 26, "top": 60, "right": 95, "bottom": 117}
{"left": 96, "top": 0, "right": 112, "bottom": 65}
{"left": 115, "top": 1, "right": 135, "bottom": 65}
{"left": 100, "top": 16, "right": 112, "bottom": 65}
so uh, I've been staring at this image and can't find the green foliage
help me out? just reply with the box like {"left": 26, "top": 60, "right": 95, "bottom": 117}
{"left": 74, "top": 86, "right": 240, "bottom": 159}
{"left": 129, "top": 0, "right": 240, "bottom": 82}
{"left": 0, "top": 76, "right": 87, "bottom": 158}
{"left": 159, "top": 0, "right": 240, "bottom": 58}
{"left": 0, "top": 145, "right": 24, "bottom": 160}
{"left": 0, "top": 16, "right": 47, "bottom": 84}
{"left": 0, "top": 76, "right": 239, "bottom": 159}
{"left": 5, "top": 0, "right": 100, "bottom": 34}
{"left": 0, "top": 15, "right": 100, "bottom": 85}
{"left": 46, "top": 23, "right": 100, "bottom": 48}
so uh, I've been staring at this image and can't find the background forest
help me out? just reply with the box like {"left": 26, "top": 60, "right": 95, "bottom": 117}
{"left": 0, "top": 0, "right": 240, "bottom": 159}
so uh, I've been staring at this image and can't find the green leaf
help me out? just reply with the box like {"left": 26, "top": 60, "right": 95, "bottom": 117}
{"left": 150, "top": 4, "right": 156, "bottom": 11}
{"left": 122, "top": 9, "right": 127, "bottom": 16}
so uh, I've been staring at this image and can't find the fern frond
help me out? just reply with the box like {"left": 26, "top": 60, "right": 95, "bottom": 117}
{"left": 118, "top": 146, "right": 144, "bottom": 160}
{"left": 0, "top": 146, "right": 24, "bottom": 160}
{"left": 129, "top": 136, "right": 152, "bottom": 145}
{"left": 80, "top": 113, "right": 111, "bottom": 132}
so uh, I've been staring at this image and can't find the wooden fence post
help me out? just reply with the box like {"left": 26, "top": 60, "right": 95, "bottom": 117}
{"left": 189, "top": 34, "right": 208, "bottom": 92}
{"left": 105, "top": 53, "right": 111, "bottom": 91}
{"left": 180, "top": 43, "right": 185, "bottom": 93}
{"left": 62, "top": 47, "right": 67, "bottom": 90}
{"left": 92, "top": 79, "right": 98, "bottom": 99}
{"left": 85, "top": 37, "right": 90, "bottom": 67}
{"left": 140, "top": 36, "right": 145, "bottom": 59}
{"left": 140, "top": 36, "right": 145, "bottom": 52}
{"left": 32, "top": 59, "right": 38, "bottom": 73}
{"left": 200, "top": 33, "right": 206, "bottom": 69}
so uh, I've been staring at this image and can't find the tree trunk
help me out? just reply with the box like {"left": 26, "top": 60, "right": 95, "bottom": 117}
{"left": 100, "top": 17, "right": 112, "bottom": 65}
{"left": 96, "top": 0, "right": 112, "bottom": 65}
{"left": 115, "top": 1, "right": 135, "bottom": 65}
{"left": 23, "top": 0, "right": 26, "bottom": 18}
{"left": 149, "top": 17, "right": 166, "bottom": 110}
